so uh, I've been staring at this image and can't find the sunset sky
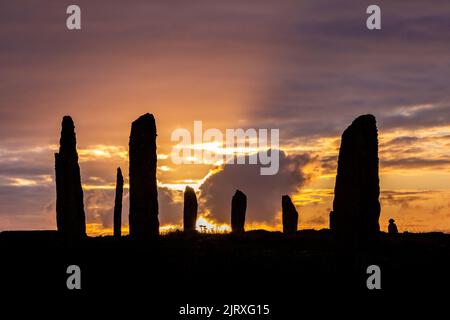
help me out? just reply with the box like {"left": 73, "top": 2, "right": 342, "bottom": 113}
{"left": 1, "top": 0, "right": 450, "bottom": 234}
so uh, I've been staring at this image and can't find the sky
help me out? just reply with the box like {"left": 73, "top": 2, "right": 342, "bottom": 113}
{"left": 1, "top": 0, "right": 450, "bottom": 234}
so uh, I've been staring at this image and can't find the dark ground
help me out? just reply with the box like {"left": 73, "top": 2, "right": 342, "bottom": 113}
{"left": 1, "top": 229, "right": 449, "bottom": 317}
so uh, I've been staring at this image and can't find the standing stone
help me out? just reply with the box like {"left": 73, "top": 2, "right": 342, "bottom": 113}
{"left": 183, "top": 186, "right": 198, "bottom": 232}
{"left": 332, "top": 114, "right": 380, "bottom": 242}
{"left": 113, "top": 167, "right": 124, "bottom": 238}
{"left": 129, "top": 113, "right": 159, "bottom": 239}
{"left": 329, "top": 211, "right": 336, "bottom": 230}
{"left": 231, "top": 190, "right": 247, "bottom": 233}
{"left": 55, "top": 116, "right": 86, "bottom": 238}
{"left": 282, "top": 195, "right": 298, "bottom": 234}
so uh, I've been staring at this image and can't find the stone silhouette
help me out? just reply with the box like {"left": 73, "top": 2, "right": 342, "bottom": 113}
{"left": 183, "top": 186, "right": 198, "bottom": 232}
{"left": 332, "top": 114, "right": 381, "bottom": 242}
{"left": 129, "top": 113, "right": 159, "bottom": 239}
{"left": 231, "top": 190, "right": 247, "bottom": 233}
{"left": 113, "top": 167, "right": 124, "bottom": 238}
{"left": 55, "top": 116, "right": 86, "bottom": 239}
{"left": 388, "top": 218, "right": 398, "bottom": 234}
{"left": 329, "top": 211, "right": 336, "bottom": 230}
{"left": 282, "top": 195, "right": 298, "bottom": 234}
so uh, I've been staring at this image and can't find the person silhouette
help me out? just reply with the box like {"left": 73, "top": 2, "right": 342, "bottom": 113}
{"left": 388, "top": 218, "right": 398, "bottom": 234}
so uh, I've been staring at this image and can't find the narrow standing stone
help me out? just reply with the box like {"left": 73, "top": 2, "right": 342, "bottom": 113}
{"left": 183, "top": 186, "right": 198, "bottom": 232}
{"left": 129, "top": 113, "right": 159, "bottom": 238}
{"left": 55, "top": 116, "right": 86, "bottom": 238}
{"left": 282, "top": 195, "right": 298, "bottom": 234}
{"left": 329, "top": 211, "right": 336, "bottom": 231}
{"left": 332, "top": 114, "right": 380, "bottom": 242}
{"left": 113, "top": 167, "right": 124, "bottom": 238}
{"left": 231, "top": 190, "right": 247, "bottom": 233}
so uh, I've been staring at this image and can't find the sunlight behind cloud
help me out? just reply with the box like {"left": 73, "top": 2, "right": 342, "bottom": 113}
{"left": 78, "top": 145, "right": 128, "bottom": 162}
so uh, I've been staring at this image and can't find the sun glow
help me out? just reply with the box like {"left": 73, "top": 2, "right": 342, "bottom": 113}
{"left": 158, "top": 167, "right": 222, "bottom": 191}
{"left": 195, "top": 216, "right": 231, "bottom": 233}
{"left": 78, "top": 145, "right": 128, "bottom": 162}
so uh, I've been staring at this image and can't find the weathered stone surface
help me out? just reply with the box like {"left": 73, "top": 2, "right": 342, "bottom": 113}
{"left": 231, "top": 190, "right": 247, "bottom": 233}
{"left": 113, "top": 167, "right": 124, "bottom": 238}
{"left": 282, "top": 195, "right": 298, "bottom": 234}
{"left": 183, "top": 186, "right": 198, "bottom": 232}
{"left": 129, "top": 113, "right": 159, "bottom": 238}
{"left": 332, "top": 114, "right": 380, "bottom": 241}
{"left": 55, "top": 116, "right": 86, "bottom": 238}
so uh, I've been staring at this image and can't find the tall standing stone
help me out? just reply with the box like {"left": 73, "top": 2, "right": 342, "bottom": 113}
{"left": 282, "top": 195, "right": 298, "bottom": 234}
{"left": 183, "top": 186, "right": 198, "bottom": 232}
{"left": 129, "top": 113, "right": 159, "bottom": 239}
{"left": 231, "top": 190, "right": 247, "bottom": 233}
{"left": 55, "top": 116, "right": 86, "bottom": 238}
{"left": 332, "top": 114, "right": 380, "bottom": 242}
{"left": 113, "top": 167, "right": 124, "bottom": 238}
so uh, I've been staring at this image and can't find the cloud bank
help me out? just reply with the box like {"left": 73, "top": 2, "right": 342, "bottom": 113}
{"left": 199, "top": 151, "right": 312, "bottom": 225}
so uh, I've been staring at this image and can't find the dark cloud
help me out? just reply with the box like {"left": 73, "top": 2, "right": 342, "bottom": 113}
{"left": 158, "top": 187, "right": 183, "bottom": 225}
{"left": 381, "top": 157, "right": 450, "bottom": 170}
{"left": 319, "top": 155, "right": 338, "bottom": 175}
{"left": 251, "top": 1, "right": 450, "bottom": 139}
{"left": 0, "top": 146, "right": 54, "bottom": 178}
{"left": 381, "top": 190, "right": 434, "bottom": 209}
{"left": 0, "top": 185, "right": 54, "bottom": 230}
{"left": 385, "top": 136, "right": 420, "bottom": 146}
{"left": 199, "top": 151, "right": 312, "bottom": 224}
{"left": 84, "top": 189, "right": 115, "bottom": 227}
